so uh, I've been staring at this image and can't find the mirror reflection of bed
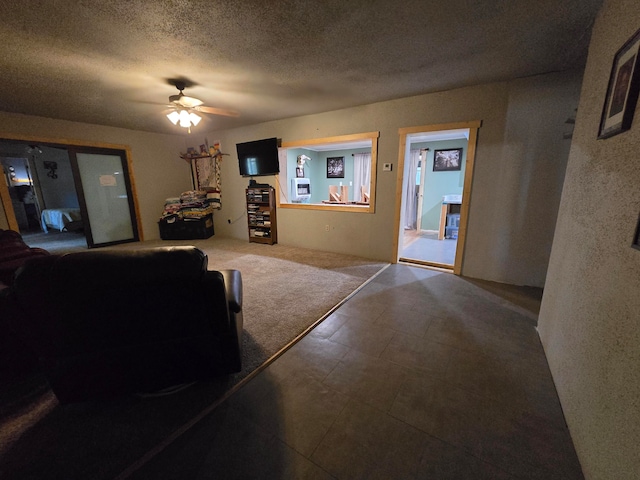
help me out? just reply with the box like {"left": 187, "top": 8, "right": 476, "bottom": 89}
{"left": 40, "top": 208, "right": 83, "bottom": 234}
{"left": 21, "top": 208, "right": 87, "bottom": 254}
{"left": 0, "top": 141, "right": 89, "bottom": 254}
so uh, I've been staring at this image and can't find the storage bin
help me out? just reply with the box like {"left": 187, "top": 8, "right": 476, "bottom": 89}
{"left": 447, "top": 213, "right": 460, "bottom": 227}
{"left": 445, "top": 226, "right": 459, "bottom": 239}
{"left": 159, "top": 214, "right": 214, "bottom": 240}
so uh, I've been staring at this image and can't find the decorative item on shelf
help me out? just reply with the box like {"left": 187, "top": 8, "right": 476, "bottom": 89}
{"left": 180, "top": 140, "right": 228, "bottom": 161}
{"left": 296, "top": 154, "right": 310, "bottom": 178}
{"left": 187, "top": 141, "right": 225, "bottom": 208}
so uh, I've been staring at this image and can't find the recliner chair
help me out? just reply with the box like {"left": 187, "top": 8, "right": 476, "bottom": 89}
{"left": 3, "top": 246, "right": 242, "bottom": 404}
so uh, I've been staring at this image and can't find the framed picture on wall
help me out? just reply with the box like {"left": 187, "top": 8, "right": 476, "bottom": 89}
{"left": 327, "top": 156, "right": 344, "bottom": 178}
{"left": 632, "top": 212, "right": 640, "bottom": 251}
{"left": 433, "top": 148, "right": 462, "bottom": 172}
{"left": 598, "top": 27, "right": 640, "bottom": 139}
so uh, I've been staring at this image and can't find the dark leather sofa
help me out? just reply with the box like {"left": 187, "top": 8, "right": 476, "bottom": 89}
{"left": 0, "top": 228, "right": 49, "bottom": 289}
{"left": 1, "top": 246, "right": 243, "bottom": 404}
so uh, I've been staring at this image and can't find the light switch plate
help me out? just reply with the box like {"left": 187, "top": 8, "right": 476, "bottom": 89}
{"left": 383, "top": 163, "right": 392, "bottom": 171}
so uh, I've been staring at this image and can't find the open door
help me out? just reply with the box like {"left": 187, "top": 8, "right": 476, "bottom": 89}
{"left": 393, "top": 121, "right": 481, "bottom": 275}
{"left": 69, "top": 147, "right": 139, "bottom": 248}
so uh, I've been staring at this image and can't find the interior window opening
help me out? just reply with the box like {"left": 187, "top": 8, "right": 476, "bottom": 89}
{"left": 276, "top": 132, "right": 379, "bottom": 213}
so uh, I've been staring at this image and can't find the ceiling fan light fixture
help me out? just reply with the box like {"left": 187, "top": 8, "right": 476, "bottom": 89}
{"left": 189, "top": 112, "right": 202, "bottom": 126}
{"left": 166, "top": 111, "right": 181, "bottom": 125}
{"left": 166, "top": 109, "right": 201, "bottom": 131}
{"left": 164, "top": 80, "right": 238, "bottom": 131}
{"left": 178, "top": 109, "right": 191, "bottom": 127}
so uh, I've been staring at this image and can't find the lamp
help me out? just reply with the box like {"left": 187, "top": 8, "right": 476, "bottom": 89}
{"left": 166, "top": 109, "right": 201, "bottom": 133}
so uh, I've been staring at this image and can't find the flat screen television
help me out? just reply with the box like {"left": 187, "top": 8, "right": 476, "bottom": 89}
{"left": 236, "top": 137, "right": 280, "bottom": 177}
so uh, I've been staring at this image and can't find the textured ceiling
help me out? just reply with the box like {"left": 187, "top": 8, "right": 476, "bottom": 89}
{"left": 0, "top": 1, "right": 602, "bottom": 135}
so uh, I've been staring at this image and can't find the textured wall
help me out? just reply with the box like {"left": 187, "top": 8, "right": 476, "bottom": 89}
{"left": 538, "top": 0, "right": 640, "bottom": 478}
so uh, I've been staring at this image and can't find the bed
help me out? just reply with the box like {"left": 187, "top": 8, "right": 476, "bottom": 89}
{"left": 41, "top": 208, "right": 83, "bottom": 233}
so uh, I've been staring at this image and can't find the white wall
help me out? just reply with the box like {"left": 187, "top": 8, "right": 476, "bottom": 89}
{"left": 538, "top": 1, "right": 640, "bottom": 478}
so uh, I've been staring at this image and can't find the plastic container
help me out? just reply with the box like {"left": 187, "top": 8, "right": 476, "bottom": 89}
{"left": 447, "top": 213, "right": 460, "bottom": 227}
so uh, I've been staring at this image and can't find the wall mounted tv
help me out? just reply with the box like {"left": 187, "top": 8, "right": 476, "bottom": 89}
{"left": 236, "top": 137, "right": 280, "bottom": 177}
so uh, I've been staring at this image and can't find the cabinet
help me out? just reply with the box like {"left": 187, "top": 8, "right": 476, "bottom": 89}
{"left": 246, "top": 187, "right": 277, "bottom": 244}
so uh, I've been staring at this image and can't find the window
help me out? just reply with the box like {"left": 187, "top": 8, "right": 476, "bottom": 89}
{"left": 277, "top": 132, "right": 379, "bottom": 213}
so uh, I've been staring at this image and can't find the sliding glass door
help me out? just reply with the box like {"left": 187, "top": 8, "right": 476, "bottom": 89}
{"left": 70, "top": 147, "right": 139, "bottom": 247}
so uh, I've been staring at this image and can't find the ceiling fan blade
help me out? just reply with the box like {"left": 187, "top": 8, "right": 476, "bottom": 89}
{"left": 169, "top": 94, "right": 203, "bottom": 108}
{"left": 196, "top": 105, "right": 240, "bottom": 117}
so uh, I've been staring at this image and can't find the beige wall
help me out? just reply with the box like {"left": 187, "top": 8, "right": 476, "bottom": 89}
{"left": 538, "top": 0, "right": 640, "bottom": 478}
{"left": 1, "top": 69, "right": 581, "bottom": 288}
{"left": 211, "top": 71, "right": 581, "bottom": 287}
{"left": 0, "top": 113, "right": 193, "bottom": 240}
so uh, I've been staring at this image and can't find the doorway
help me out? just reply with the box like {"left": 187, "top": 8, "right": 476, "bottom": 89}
{"left": 393, "top": 121, "right": 480, "bottom": 274}
{"left": 1, "top": 138, "right": 142, "bottom": 251}
{"left": 1, "top": 143, "right": 86, "bottom": 252}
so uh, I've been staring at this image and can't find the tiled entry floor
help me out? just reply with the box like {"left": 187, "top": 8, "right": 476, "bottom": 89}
{"left": 130, "top": 264, "right": 583, "bottom": 480}
{"left": 401, "top": 230, "right": 458, "bottom": 266}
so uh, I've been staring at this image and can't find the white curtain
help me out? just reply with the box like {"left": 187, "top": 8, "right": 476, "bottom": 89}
{"left": 403, "top": 149, "right": 420, "bottom": 229}
{"left": 353, "top": 153, "right": 371, "bottom": 202}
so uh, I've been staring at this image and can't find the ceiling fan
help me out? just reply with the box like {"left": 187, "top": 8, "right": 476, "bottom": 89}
{"left": 165, "top": 79, "right": 239, "bottom": 132}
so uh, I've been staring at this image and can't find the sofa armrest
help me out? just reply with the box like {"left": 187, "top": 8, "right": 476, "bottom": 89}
{"left": 220, "top": 269, "right": 242, "bottom": 313}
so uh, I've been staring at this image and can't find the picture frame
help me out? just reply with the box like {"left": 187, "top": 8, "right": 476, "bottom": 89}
{"left": 327, "top": 156, "right": 345, "bottom": 178}
{"left": 598, "top": 27, "right": 640, "bottom": 139}
{"left": 433, "top": 148, "right": 462, "bottom": 172}
{"left": 633, "top": 212, "right": 640, "bottom": 251}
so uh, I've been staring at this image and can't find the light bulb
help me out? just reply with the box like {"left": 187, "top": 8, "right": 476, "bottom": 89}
{"left": 189, "top": 112, "right": 202, "bottom": 126}
{"left": 178, "top": 110, "right": 191, "bottom": 127}
{"left": 166, "top": 111, "right": 180, "bottom": 125}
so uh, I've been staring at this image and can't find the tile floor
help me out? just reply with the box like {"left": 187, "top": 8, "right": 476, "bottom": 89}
{"left": 128, "top": 264, "right": 583, "bottom": 480}
{"left": 401, "top": 230, "right": 458, "bottom": 266}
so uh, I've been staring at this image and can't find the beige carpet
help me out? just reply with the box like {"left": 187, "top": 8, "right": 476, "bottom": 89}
{"left": 108, "top": 237, "right": 388, "bottom": 374}
{"left": 0, "top": 236, "right": 388, "bottom": 480}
